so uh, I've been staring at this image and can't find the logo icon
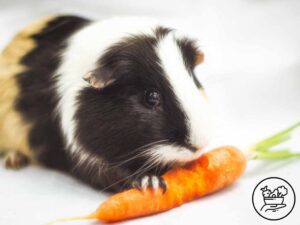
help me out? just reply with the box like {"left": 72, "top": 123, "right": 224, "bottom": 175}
{"left": 252, "top": 177, "right": 296, "bottom": 220}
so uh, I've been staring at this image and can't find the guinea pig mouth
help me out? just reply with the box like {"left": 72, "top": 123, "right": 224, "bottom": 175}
{"left": 147, "top": 144, "right": 203, "bottom": 166}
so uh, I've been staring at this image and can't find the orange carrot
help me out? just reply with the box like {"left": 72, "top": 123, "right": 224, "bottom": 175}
{"left": 48, "top": 146, "right": 246, "bottom": 224}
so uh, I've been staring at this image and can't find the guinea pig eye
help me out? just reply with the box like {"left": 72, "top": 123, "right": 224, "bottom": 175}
{"left": 144, "top": 89, "right": 160, "bottom": 107}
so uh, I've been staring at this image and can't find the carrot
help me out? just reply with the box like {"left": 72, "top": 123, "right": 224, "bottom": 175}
{"left": 48, "top": 146, "right": 246, "bottom": 224}
{"left": 95, "top": 146, "right": 246, "bottom": 222}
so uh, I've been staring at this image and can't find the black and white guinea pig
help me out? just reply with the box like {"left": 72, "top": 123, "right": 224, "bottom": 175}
{"left": 0, "top": 15, "right": 213, "bottom": 192}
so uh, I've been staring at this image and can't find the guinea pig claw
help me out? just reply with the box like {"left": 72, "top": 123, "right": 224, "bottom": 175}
{"left": 158, "top": 177, "right": 167, "bottom": 194}
{"left": 131, "top": 175, "right": 167, "bottom": 193}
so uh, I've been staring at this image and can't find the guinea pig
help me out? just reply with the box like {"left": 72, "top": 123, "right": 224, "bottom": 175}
{"left": 0, "top": 15, "right": 213, "bottom": 192}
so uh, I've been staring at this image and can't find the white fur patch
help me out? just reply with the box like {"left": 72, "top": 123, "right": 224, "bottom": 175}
{"left": 148, "top": 144, "right": 203, "bottom": 165}
{"left": 156, "top": 33, "right": 213, "bottom": 151}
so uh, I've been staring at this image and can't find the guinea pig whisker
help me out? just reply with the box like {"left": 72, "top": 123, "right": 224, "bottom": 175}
{"left": 70, "top": 142, "right": 164, "bottom": 175}
{"left": 100, "top": 139, "right": 169, "bottom": 169}
{"left": 102, "top": 152, "right": 146, "bottom": 170}
{"left": 107, "top": 143, "right": 169, "bottom": 170}
{"left": 145, "top": 146, "right": 179, "bottom": 170}
{"left": 100, "top": 157, "right": 158, "bottom": 192}
{"left": 101, "top": 160, "right": 152, "bottom": 191}
{"left": 154, "top": 158, "right": 166, "bottom": 176}
{"left": 114, "top": 139, "right": 169, "bottom": 161}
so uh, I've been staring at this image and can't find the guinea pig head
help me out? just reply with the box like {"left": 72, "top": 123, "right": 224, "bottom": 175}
{"left": 75, "top": 29, "right": 213, "bottom": 171}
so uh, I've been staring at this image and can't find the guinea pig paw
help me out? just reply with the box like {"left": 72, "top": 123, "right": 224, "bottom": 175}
{"left": 4, "top": 151, "right": 29, "bottom": 170}
{"left": 132, "top": 175, "right": 167, "bottom": 193}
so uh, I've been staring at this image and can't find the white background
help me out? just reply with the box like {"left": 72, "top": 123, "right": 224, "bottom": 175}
{"left": 0, "top": 0, "right": 299, "bottom": 225}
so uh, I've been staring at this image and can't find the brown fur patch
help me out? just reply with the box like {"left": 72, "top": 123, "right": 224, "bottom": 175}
{"left": 196, "top": 50, "right": 204, "bottom": 65}
{"left": 0, "top": 16, "right": 56, "bottom": 163}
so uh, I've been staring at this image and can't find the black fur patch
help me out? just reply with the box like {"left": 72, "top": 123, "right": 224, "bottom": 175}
{"left": 16, "top": 16, "right": 90, "bottom": 170}
{"left": 176, "top": 38, "right": 203, "bottom": 89}
{"left": 74, "top": 33, "right": 192, "bottom": 190}
{"left": 154, "top": 26, "right": 172, "bottom": 39}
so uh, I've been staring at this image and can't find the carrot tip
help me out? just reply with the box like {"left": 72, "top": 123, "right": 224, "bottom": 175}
{"left": 45, "top": 214, "right": 96, "bottom": 225}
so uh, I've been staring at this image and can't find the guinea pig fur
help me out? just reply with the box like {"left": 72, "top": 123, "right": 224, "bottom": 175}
{"left": 0, "top": 15, "right": 213, "bottom": 192}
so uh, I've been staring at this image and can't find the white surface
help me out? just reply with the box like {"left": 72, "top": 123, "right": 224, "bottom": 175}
{"left": 0, "top": 1, "right": 299, "bottom": 225}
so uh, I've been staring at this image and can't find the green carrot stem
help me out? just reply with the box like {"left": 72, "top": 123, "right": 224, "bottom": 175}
{"left": 253, "top": 135, "right": 290, "bottom": 152}
{"left": 253, "top": 149, "right": 300, "bottom": 160}
{"left": 251, "top": 122, "right": 300, "bottom": 152}
{"left": 249, "top": 122, "right": 300, "bottom": 160}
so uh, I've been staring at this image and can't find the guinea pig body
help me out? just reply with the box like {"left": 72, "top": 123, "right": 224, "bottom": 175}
{"left": 0, "top": 15, "right": 213, "bottom": 192}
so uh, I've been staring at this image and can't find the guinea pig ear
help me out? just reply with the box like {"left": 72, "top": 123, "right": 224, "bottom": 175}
{"left": 195, "top": 50, "right": 204, "bottom": 65}
{"left": 82, "top": 69, "right": 116, "bottom": 89}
